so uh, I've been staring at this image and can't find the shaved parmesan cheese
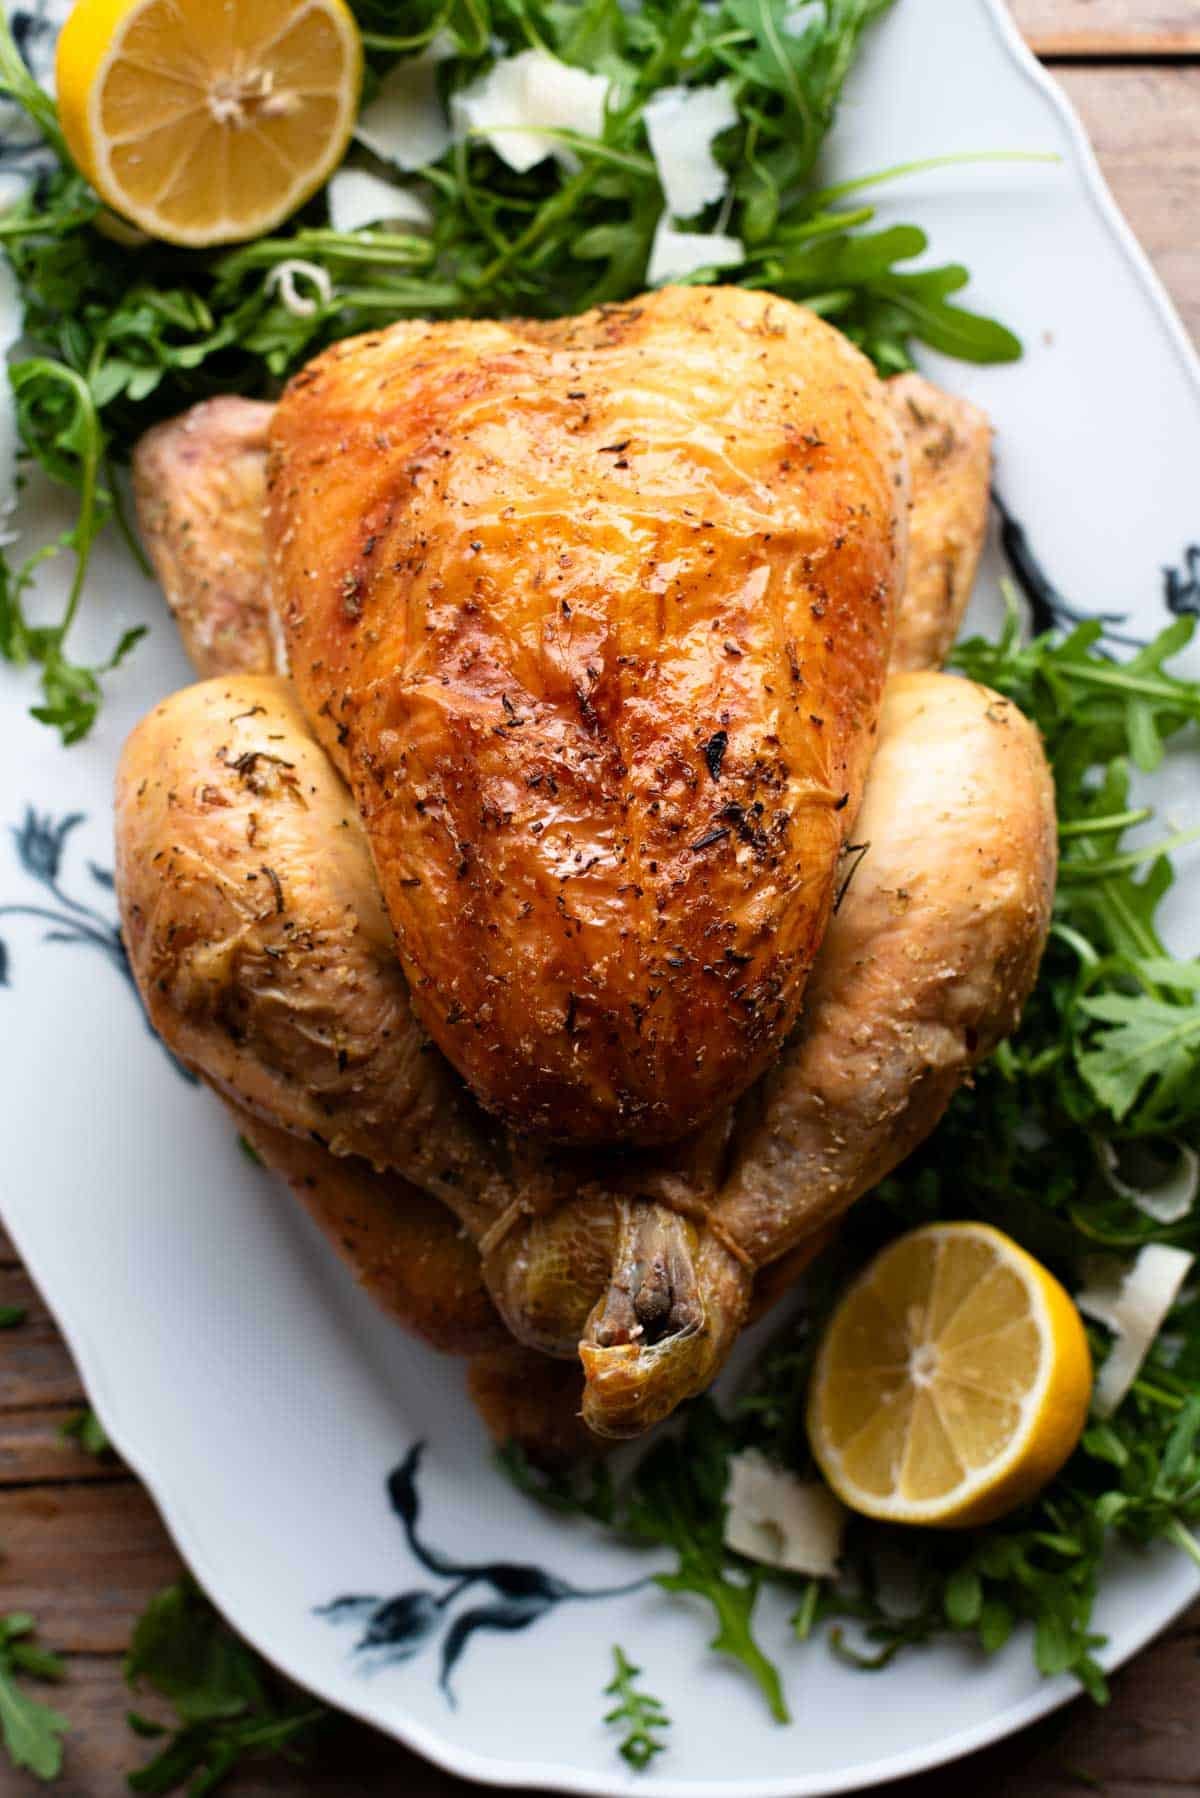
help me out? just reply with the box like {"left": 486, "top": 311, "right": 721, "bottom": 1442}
{"left": 647, "top": 217, "right": 744, "bottom": 287}
{"left": 0, "top": 255, "right": 22, "bottom": 545}
{"left": 643, "top": 82, "right": 737, "bottom": 220}
{"left": 355, "top": 51, "right": 453, "bottom": 173}
{"left": 451, "top": 49, "right": 610, "bottom": 174}
{"left": 327, "top": 169, "right": 433, "bottom": 235}
{"left": 724, "top": 1449, "right": 845, "bottom": 1576}
{"left": 1096, "top": 1138, "right": 1198, "bottom": 1227}
{"left": 1077, "top": 1244, "right": 1195, "bottom": 1417}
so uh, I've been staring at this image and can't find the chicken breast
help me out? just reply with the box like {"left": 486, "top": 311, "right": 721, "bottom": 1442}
{"left": 133, "top": 397, "right": 282, "bottom": 678}
{"left": 886, "top": 373, "right": 992, "bottom": 672}
{"left": 133, "top": 371, "right": 988, "bottom": 690}
{"left": 267, "top": 287, "right": 908, "bottom": 1145}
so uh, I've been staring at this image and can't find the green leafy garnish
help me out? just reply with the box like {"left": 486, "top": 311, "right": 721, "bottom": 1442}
{"left": 503, "top": 1400, "right": 789, "bottom": 1722}
{"left": 603, "top": 1646, "right": 670, "bottom": 1771}
{"left": 495, "top": 1438, "right": 616, "bottom": 1522}
{"left": 123, "top": 1580, "right": 326, "bottom": 1795}
{"left": 0, "top": 1613, "right": 69, "bottom": 1783}
{"left": 60, "top": 1406, "right": 111, "bottom": 1458}
{"left": 0, "top": 0, "right": 1019, "bottom": 740}
{"left": 630, "top": 1403, "right": 790, "bottom": 1722}
{"left": 0, "top": 1306, "right": 26, "bottom": 1329}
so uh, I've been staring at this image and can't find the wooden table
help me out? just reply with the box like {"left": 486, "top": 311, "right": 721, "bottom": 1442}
{"left": 4, "top": 6, "right": 1200, "bottom": 1794}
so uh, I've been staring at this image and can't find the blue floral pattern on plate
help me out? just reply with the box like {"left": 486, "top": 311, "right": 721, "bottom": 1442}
{"left": 317, "top": 1443, "right": 646, "bottom": 1705}
{"left": 0, "top": 806, "right": 193, "bottom": 1076}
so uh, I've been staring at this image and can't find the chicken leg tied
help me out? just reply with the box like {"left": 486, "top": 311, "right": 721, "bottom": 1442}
{"left": 576, "top": 670, "right": 1055, "bottom": 1435}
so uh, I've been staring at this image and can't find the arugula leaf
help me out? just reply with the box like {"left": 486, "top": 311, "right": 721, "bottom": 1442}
{"left": 1076, "top": 993, "right": 1200, "bottom": 1124}
{"left": 1, "top": 355, "right": 145, "bottom": 745}
{"left": 496, "top": 1400, "right": 791, "bottom": 1722}
{"left": 627, "top": 1403, "right": 790, "bottom": 1722}
{"left": 124, "top": 1580, "right": 326, "bottom": 1794}
{"left": 603, "top": 1646, "right": 670, "bottom": 1771}
{"left": 0, "top": 1614, "right": 69, "bottom": 1783}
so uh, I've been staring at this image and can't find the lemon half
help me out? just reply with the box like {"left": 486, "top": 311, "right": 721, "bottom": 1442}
{"left": 808, "top": 1223, "right": 1092, "bottom": 1528}
{"left": 56, "top": 0, "right": 363, "bottom": 247}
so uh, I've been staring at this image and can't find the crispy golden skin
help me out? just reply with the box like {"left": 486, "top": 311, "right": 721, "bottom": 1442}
{"left": 133, "top": 398, "right": 281, "bottom": 678}
{"left": 229, "top": 1103, "right": 507, "bottom": 1357}
{"left": 132, "top": 372, "right": 987, "bottom": 692}
{"left": 266, "top": 288, "right": 908, "bottom": 1144}
{"left": 886, "top": 374, "right": 992, "bottom": 673}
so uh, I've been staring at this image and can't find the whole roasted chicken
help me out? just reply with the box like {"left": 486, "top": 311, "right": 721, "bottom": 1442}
{"left": 116, "top": 286, "right": 1055, "bottom": 1447}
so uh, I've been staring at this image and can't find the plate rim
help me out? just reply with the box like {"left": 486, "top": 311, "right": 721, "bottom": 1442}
{"left": 6, "top": 3, "right": 1200, "bottom": 1793}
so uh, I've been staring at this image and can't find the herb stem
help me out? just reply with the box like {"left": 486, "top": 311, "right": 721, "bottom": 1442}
{"left": 1060, "top": 826, "right": 1200, "bottom": 882}
{"left": 1164, "top": 1516, "right": 1200, "bottom": 1569}
{"left": 805, "top": 150, "right": 1061, "bottom": 211}
{"left": 792, "top": 1579, "right": 821, "bottom": 1641}
{"left": 470, "top": 166, "right": 599, "bottom": 294}
{"left": 1058, "top": 809, "right": 1155, "bottom": 838}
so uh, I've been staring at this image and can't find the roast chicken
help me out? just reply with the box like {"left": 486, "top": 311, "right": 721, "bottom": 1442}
{"left": 117, "top": 286, "right": 1054, "bottom": 1446}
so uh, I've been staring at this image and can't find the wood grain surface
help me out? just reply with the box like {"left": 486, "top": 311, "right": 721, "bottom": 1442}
{"left": 4, "top": 10, "right": 1200, "bottom": 1797}
{"left": 1013, "top": 0, "right": 1200, "bottom": 56}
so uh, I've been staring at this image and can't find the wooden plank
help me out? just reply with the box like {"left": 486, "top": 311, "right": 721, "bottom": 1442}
{"left": 0, "top": 1271, "right": 88, "bottom": 1411}
{"left": 0, "top": 1484, "right": 182, "bottom": 1652}
{"left": 0, "top": 1407, "right": 123, "bottom": 1484}
{"left": 1011, "top": 0, "right": 1200, "bottom": 57}
{"left": 0, "top": 1653, "right": 474, "bottom": 1798}
{"left": 1052, "top": 66, "right": 1200, "bottom": 347}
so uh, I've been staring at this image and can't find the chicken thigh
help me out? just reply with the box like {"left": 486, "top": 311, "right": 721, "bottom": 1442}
{"left": 133, "top": 397, "right": 281, "bottom": 677}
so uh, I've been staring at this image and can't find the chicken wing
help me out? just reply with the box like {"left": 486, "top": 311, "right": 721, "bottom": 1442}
{"left": 133, "top": 397, "right": 283, "bottom": 677}
{"left": 886, "top": 373, "right": 991, "bottom": 672}
{"left": 266, "top": 288, "right": 908, "bottom": 1145}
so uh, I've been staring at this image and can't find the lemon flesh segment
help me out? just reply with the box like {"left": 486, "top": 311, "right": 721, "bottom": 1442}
{"left": 808, "top": 1223, "right": 1092, "bottom": 1528}
{"left": 56, "top": 0, "right": 363, "bottom": 247}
